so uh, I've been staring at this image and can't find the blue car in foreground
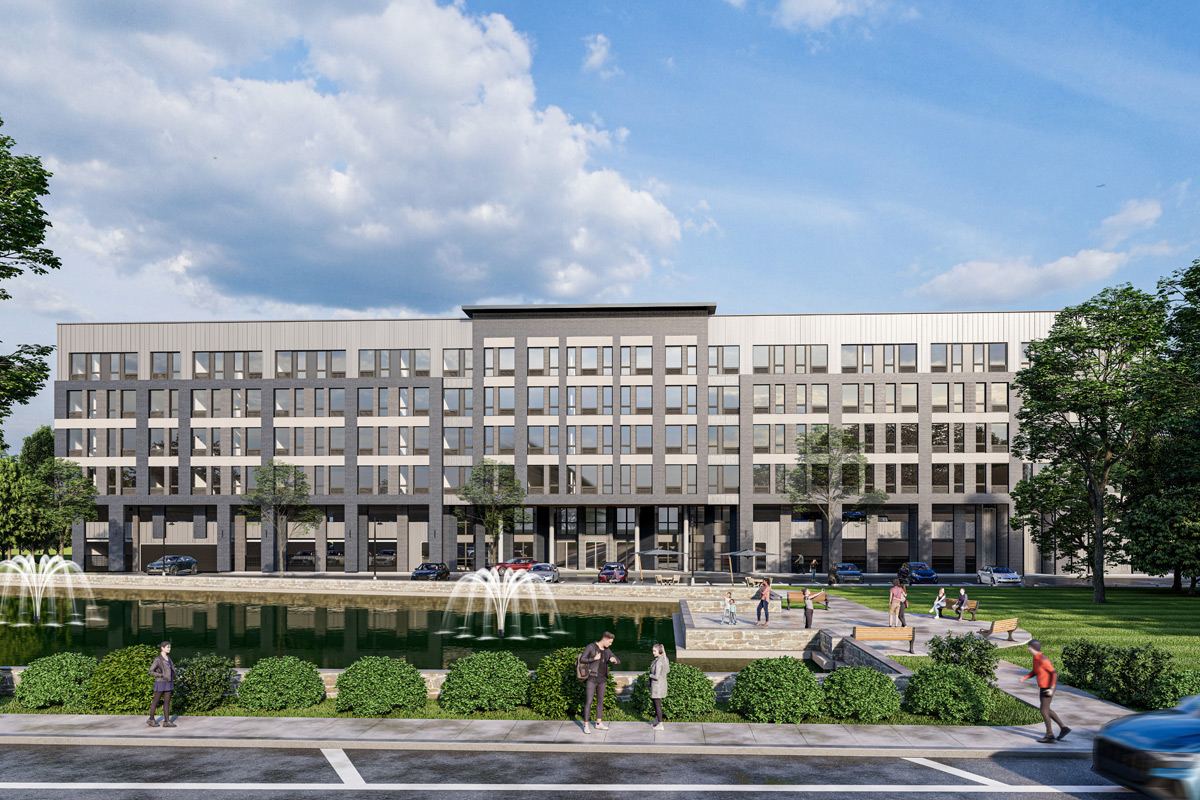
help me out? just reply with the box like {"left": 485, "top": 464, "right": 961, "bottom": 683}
{"left": 1093, "top": 694, "right": 1200, "bottom": 799}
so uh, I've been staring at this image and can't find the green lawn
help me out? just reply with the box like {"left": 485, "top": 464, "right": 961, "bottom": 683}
{"left": 823, "top": 586, "right": 1200, "bottom": 672}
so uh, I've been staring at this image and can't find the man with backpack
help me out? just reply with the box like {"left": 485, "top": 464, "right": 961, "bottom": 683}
{"left": 578, "top": 631, "right": 620, "bottom": 733}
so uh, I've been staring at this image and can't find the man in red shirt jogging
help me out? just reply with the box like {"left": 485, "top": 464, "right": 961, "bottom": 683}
{"left": 1019, "top": 639, "right": 1071, "bottom": 743}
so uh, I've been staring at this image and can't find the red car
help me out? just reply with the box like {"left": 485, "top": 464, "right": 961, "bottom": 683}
{"left": 495, "top": 557, "right": 539, "bottom": 573}
{"left": 597, "top": 563, "right": 628, "bottom": 583}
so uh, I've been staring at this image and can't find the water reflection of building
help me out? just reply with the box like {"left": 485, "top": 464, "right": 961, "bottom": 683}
{"left": 58, "top": 302, "right": 1051, "bottom": 578}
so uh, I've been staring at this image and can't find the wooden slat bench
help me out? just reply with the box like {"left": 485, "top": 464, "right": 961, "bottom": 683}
{"left": 785, "top": 590, "right": 829, "bottom": 610}
{"left": 852, "top": 625, "right": 916, "bottom": 654}
{"left": 743, "top": 576, "right": 759, "bottom": 587}
{"left": 979, "top": 617, "right": 1020, "bottom": 641}
{"left": 939, "top": 599, "right": 979, "bottom": 621}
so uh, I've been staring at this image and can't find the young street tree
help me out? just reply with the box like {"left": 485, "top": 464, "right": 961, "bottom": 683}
{"left": 1013, "top": 284, "right": 1168, "bottom": 603}
{"left": 0, "top": 457, "right": 39, "bottom": 556}
{"left": 452, "top": 458, "right": 530, "bottom": 567}
{"left": 1010, "top": 462, "right": 1121, "bottom": 579}
{"left": 783, "top": 425, "right": 888, "bottom": 571}
{"left": 241, "top": 460, "right": 321, "bottom": 573}
{"left": 33, "top": 458, "right": 99, "bottom": 555}
{"left": 1, "top": 116, "right": 62, "bottom": 453}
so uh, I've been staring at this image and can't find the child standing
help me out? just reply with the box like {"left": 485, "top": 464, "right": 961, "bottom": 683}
{"left": 722, "top": 592, "right": 737, "bottom": 625}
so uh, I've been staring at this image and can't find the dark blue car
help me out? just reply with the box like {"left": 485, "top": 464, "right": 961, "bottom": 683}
{"left": 898, "top": 562, "right": 939, "bottom": 585}
{"left": 1093, "top": 694, "right": 1200, "bottom": 799}
{"left": 411, "top": 562, "right": 449, "bottom": 581}
{"left": 830, "top": 563, "right": 863, "bottom": 583}
{"left": 146, "top": 555, "right": 198, "bottom": 575}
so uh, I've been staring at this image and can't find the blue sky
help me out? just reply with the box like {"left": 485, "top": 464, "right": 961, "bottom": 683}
{"left": 1, "top": 0, "right": 1198, "bottom": 444}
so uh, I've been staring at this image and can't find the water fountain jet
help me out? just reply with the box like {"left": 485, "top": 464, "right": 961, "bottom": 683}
{"left": 440, "top": 567, "right": 563, "bottom": 640}
{"left": 0, "top": 554, "right": 93, "bottom": 626}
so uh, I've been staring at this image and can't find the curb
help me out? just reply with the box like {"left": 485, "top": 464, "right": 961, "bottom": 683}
{"left": 0, "top": 735, "right": 1095, "bottom": 758}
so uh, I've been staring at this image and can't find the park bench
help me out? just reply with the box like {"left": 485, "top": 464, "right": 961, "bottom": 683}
{"left": 939, "top": 599, "right": 979, "bottom": 621}
{"left": 979, "top": 617, "right": 1020, "bottom": 642}
{"left": 852, "top": 625, "right": 916, "bottom": 654}
{"left": 785, "top": 590, "right": 829, "bottom": 610}
{"left": 743, "top": 576, "right": 759, "bottom": 587}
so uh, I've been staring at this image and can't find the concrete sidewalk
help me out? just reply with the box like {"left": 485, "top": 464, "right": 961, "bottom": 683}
{"left": 0, "top": 711, "right": 1102, "bottom": 758}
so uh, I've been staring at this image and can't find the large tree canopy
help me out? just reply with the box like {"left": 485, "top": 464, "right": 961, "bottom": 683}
{"left": 1013, "top": 284, "right": 1168, "bottom": 603}
{"left": 452, "top": 458, "right": 530, "bottom": 566}
{"left": 1, "top": 116, "right": 61, "bottom": 453}
{"left": 241, "top": 459, "right": 321, "bottom": 573}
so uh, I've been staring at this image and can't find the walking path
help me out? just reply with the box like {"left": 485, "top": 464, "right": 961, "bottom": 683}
{"left": 0, "top": 711, "right": 1102, "bottom": 757}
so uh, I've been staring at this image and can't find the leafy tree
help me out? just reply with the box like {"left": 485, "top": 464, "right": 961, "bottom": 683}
{"left": 1012, "top": 284, "right": 1168, "bottom": 603}
{"left": 1011, "top": 462, "right": 1121, "bottom": 578}
{"left": 241, "top": 459, "right": 321, "bottom": 572}
{"left": 1120, "top": 260, "right": 1200, "bottom": 593}
{"left": 783, "top": 425, "right": 888, "bottom": 569}
{"left": 0, "top": 457, "right": 39, "bottom": 556}
{"left": 452, "top": 458, "right": 530, "bottom": 566}
{"left": 18, "top": 424, "right": 54, "bottom": 474}
{"left": 1, "top": 116, "right": 61, "bottom": 453}
{"left": 33, "top": 459, "right": 99, "bottom": 555}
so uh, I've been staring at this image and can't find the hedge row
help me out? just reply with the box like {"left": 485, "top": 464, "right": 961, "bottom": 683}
{"left": 1061, "top": 639, "right": 1200, "bottom": 710}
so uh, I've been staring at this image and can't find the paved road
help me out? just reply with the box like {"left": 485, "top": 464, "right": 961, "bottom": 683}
{"left": 0, "top": 745, "right": 1129, "bottom": 799}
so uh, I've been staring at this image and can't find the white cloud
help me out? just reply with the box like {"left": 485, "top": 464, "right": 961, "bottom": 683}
{"left": 722, "top": 0, "right": 749, "bottom": 9}
{"left": 582, "top": 33, "right": 621, "bottom": 78}
{"left": 0, "top": 0, "right": 676, "bottom": 315}
{"left": 1097, "top": 198, "right": 1161, "bottom": 248}
{"left": 773, "top": 0, "right": 876, "bottom": 31}
{"left": 913, "top": 249, "right": 1129, "bottom": 306}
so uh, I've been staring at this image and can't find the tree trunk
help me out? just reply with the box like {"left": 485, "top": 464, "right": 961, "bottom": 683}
{"left": 1173, "top": 565, "right": 1183, "bottom": 593}
{"left": 1091, "top": 487, "right": 1106, "bottom": 603}
{"left": 1190, "top": 575, "right": 1197, "bottom": 597}
{"left": 819, "top": 509, "right": 831, "bottom": 573}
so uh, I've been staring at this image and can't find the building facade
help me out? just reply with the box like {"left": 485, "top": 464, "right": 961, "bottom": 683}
{"left": 55, "top": 303, "right": 1057, "bottom": 575}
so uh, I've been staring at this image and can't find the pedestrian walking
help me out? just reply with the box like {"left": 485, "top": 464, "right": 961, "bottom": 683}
{"left": 147, "top": 641, "right": 176, "bottom": 728}
{"left": 722, "top": 592, "right": 737, "bottom": 625}
{"left": 888, "top": 579, "right": 905, "bottom": 627}
{"left": 930, "top": 587, "right": 948, "bottom": 617}
{"left": 648, "top": 643, "right": 669, "bottom": 731}
{"left": 802, "top": 587, "right": 814, "bottom": 629}
{"left": 953, "top": 587, "right": 969, "bottom": 622}
{"left": 580, "top": 632, "right": 620, "bottom": 734}
{"left": 897, "top": 583, "right": 909, "bottom": 627}
{"left": 751, "top": 578, "right": 779, "bottom": 627}
{"left": 809, "top": 558, "right": 818, "bottom": 583}
{"left": 1019, "top": 640, "right": 1071, "bottom": 744}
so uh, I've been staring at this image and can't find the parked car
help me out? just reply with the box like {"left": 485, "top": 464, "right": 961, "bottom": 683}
{"left": 842, "top": 510, "right": 867, "bottom": 522}
{"left": 1092, "top": 693, "right": 1200, "bottom": 800}
{"left": 411, "top": 562, "right": 450, "bottom": 581}
{"left": 496, "top": 557, "right": 539, "bottom": 573}
{"left": 597, "top": 563, "right": 629, "bottom": 583}
{"left": 526, "top": 563, "right": 561, "bottom": 583}
{"left": 146, "top": 555, "right": 198, "bottom": 575}
{"left": 977, "top": 565, "right": 1024, "bottom": 586}
{"left": 898, "top": 562, "right": 939, "bottom": 585}
{"left": 372, "top": 549, "right": 397, "bottom": 566}
{"left": 290, "top": 551, "right": 316, "bottom": 566}
{"left": 326, "top": 546, "right": 345, "bottom": 565}
{"left": 829, "top": 563, "right": 863, "bottom": 584}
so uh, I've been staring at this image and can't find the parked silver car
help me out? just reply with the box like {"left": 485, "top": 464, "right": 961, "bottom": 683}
{"left": 977, "top": 565, "right": 1024, "bottom": 586}
{"left": 526, "top": 562, "right": 560, "bottom": 583}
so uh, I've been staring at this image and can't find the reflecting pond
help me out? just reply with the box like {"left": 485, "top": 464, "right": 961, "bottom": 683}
{"left": 0, "top": 589, "right": 678, "bottom": 671}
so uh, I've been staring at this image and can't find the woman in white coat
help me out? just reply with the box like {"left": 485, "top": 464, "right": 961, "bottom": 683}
{"left": 648, "top": 643, "right": 669, "bottom": 731}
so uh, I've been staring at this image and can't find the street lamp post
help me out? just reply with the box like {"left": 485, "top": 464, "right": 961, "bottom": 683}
{"left": 373, "top": 521, "right": 380, "bottom": 580}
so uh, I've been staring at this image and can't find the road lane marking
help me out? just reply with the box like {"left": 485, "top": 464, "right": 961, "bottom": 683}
{"left": 0, "top": 782, "right": 1134, "bottom": 792}
{"left": 904, "top": 757, "right": 1007, "bottom": 786}
{"left": 321, "top": 748, "right": 365, "bottom": 786}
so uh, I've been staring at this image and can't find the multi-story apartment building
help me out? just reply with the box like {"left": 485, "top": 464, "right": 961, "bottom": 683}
{"left": 55, "top": 302, "right": 1056, "bottom": 576}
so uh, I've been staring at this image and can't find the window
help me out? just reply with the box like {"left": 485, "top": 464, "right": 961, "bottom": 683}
{"left": 989, "top": 343, "right": 1008, "bottom": 372}
{"left": 900, "top": 383, "right": 918, "bottom": 413}
{"left": 753, "top": 384, "right": 770, "bottom": 413}
{"left": 151, "top": 352, "right": 181, "bottom": 380}
{"left": 442, "top": 348, "right": 473, "bottom": 377}
{"left": 990, "top": 423, "right": 1009, "bottom": 453}
{"left": 974, "top": 383, "right": 987, "bottom": 413}
{"left": 69, "top": 352, "right": 137, "bottom": 381}
{"left": 932, "top": 423, "right": 949, "bottom": 453}
{"left": 930, "top": 344, "right": 948, "bottom": 373}
{"left": 976, "top": 422, "right": 988, "bottom": 452}
{"left": 884, "top": 423, "right": 897, "bottom": 453}
{"left": 665, "top": 345, "right": 697, "bottom": 375}
{"left": 444, "top": 426, "right": 473, "bottom": 456}
{"left": 752, "top": 424, "right": 770, "bottom": 454}
{"left": 708, "top": 464, "right": 740, "bottom": 493}
{"left": 990, "top": 382, "right": 1009, "bottom": 412}
{"left": 842, "top": 384, "right": 859, "bottom": 413}
{"left": 483, "top": 386, "right": 514, "bottom": 416}
{"left": 664, "top": 384, "right": 696, "bottom": 415}
{"left": 954, "top": 422, "right": 965, "bottom": 453}
{"left": 901, "top": 422, "right": 919, "bottom": 454}
{"left": 862, "top": 423, "right": 874, "bottom": 453}
{"left": 329, "top": 427, "right": 345, "bottom": 456}
{"left": 443, "top": 388, "right": 473, "bottom": 417}
{"left": 954, "top": 464, "right": 965, "bottom": 493}
{"left": 272, "top": 389, "right": 289, "bottom": 418}
{"left": 636, "top": 465, "right": 653, "bottom": 494}
{"left": 358, "top": 427, "right": 375, "bottom": 455}
{"left": 795, "top": 384, "right": 807, "bottom": 414}
{"left": 709, "top": 425, "right": 740, "bottom": 454}
{"left": 275, "top": 350, "right": 346, "bottom": 379}
{"left": 794, "top": 345, "right": 828, "bottom": 374}
{"left": 413, "top": 387, "right": 431, "bottom": 416}
{"left": 991, "top": 463, "right": 1009, "bottom": 493}
{"left": 193, "top": 351, "right": 261, "bottom": 379}
{"left": 1021, "top": 342, "right": 1032, "bottom": 369}
{"left": 952, "top": 383, "right": 964, "bottom": 413}
{"left": 901, "top": 464, "right": 919, "bottom": 494}
{"left": 527, "top": 346, "right": 560, "bottom": 376}
{"left": 707, "top": 345, "right": 740, "bottom": 374}
{"left": 934, "top": 343, "right": 1007, "bottom": 373}
{"left": 484, "top": 347, "right": 515, "bottom": 377}
{"left": 358, "top": 388, "right": 374, "bottom": 417}
{"left": 932, "top": 383, "right": 949, "bottom": 413}
{"left": 932, "top": 464, "right": 950, "bottom": 494}
{"left": 811, "top": 384, "right": 828, "bottom": 413}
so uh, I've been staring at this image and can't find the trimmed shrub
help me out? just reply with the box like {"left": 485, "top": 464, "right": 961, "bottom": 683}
{"left": 336, "top": 656, "right": 427, "bottom": 716}
{"left": 1061, "top": 639, "right": 1111, "bottom": 693}
{"left": 1145, "top": 670, "right": 1200, "bottom": 710}
{"left": 728, "top": 657, "right": 822, "bottom": 723}
{"left": 15, "top": 652, "right": 96, "bottom": 710}
{"left": 438, "top": 651, "right": 529, "bottom": 714}
{"left": 1099, "top": 643, "right": 1172, "bottom": 709}
{"left": 630, "top": 662, "right": 717, "bottom": 720}
{"left": 927, "top": 632, "right": 999, "bottom": 683}
{"left": 87, "top": 644, "right": 158, "bottom": 715}
{"left": 237, "top": 656, "right": 325, "bottom": 711}
{"left": 176, "top": 654, "right": 237, "bottom": 713}
{"left": 528, "top": 647, "right": 617, "bottom": 719}
{"left": 821, "top": 666, "right": 901, "bottom": 723}
{"left": 903, "top": 663, "right": 995, "bottom": 724}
